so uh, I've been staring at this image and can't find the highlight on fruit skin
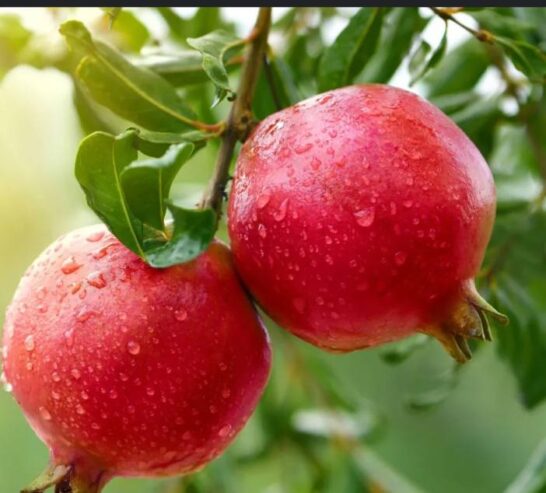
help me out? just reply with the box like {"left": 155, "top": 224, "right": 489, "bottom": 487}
{"left": 2, "top": 225, "right": 271, "bottom": 493}
{"left": 228, "top": 83, "right": 508, "bottom": 362}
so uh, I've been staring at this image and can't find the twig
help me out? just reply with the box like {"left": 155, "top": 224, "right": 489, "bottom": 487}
{"left": 430, "top": 7, "right": 494, "bottom": 43}
{"left": 200, "top": 7, "right": 272, "bottom": 218}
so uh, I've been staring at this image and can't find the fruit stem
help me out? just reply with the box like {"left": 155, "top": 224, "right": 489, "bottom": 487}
{"left": 22, "top": 463, "right": 106, "bottom": 493}
{"left": 200, "top": 7, "right": 272, "bottom": 222}
{"left": 423, "top": 280, "right": 508, "bottom": 363}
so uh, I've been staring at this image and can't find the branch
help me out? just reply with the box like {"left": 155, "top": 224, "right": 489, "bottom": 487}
{"left": 430, "top": 7, "right": 494, "bottom": 43}
{"left": 200, "top": 7, "right": 272, "bottom": 217}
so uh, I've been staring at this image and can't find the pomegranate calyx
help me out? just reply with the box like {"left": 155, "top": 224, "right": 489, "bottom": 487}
{"left": 424, "top": 280, "right": 508, "bottom": 363}
{"left": 22, "top": 463, "right": 104, "bottom": 493}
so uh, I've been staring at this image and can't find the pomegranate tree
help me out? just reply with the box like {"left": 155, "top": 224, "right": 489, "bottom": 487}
{"left": 228, "top": 84, "right": 507, "bottom": 362}
{"left": 2, "top": 225, "right": 271, "bottom": 492}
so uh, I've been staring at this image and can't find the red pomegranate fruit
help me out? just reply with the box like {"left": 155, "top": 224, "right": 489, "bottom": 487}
{"left": 2, "top": 225, "right": 271, "bottom": 492}
{"left": 228, "top": 84, "right": 507, "bottom": 362}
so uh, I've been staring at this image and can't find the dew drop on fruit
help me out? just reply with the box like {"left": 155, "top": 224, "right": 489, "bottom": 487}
{"left": 394, "top": 251, "right": 408, "bottom": 266}
{"left": 76, "top": 404, "right": 85, "bottom": 414}
{"left": 87, "top": 271, "right": 107, "bottom": 289}
{"left": 127, "top": 341, "right": 141, "bottom": 355}
{"left": 61, "top": 256, "right": 82, "bottom": 274}
{"left": 71, "top": 368, "right": 81, "bottom": 380}
{"left": 64, "top": 330, "right": 74, "bottom": 347}
{"left": 119, "top": 372, "right": 129, "bottom": 382}
{"left": 174, "top": 308, "right": 187, "bottom": 322}
{"left": 218, "top": 425, "right": 231, "bottom": 437}
{"left": 258, "top": 224, "right": 267, "bottom": 238}
{"left": 109, "top": 389, "right": 118, "bottom": 399}
{"left": 273, "top": 199, "right": 289, "bottom": 222}
{"left": 1, "top": 372, "right": 13, "bottom": 393}
{"left": 26, "top": 362, "right": 33, "bottom": 371}
{"left": 39, "top": 406, "right": 52, "bottom": 421}
{"left": 222, "top": 388, "right": 231, "bottom": 399}
{"left": 292, "top": 297, "right": 306, "bottom": 314}
{"left": 354, "top": 207, "right": 375, "bottom": 227}
{"left": 24, "top": 335, "right": 35, "bottom": 352}
{"left": 76, "top": 308, "right": 95, "bottom": 323}
{"left": 257, "top": 192, "right": 271, "bottom": 209}
{"left": 86, "top": 231, "right": 105, "bottom": 242}
{"left": 36, "top": 286, "right": 48, "bottom": 300}
{"left": 51, "top": 390, "right": 60, "bottom": 400}
{"left": 295, "top": 143, "right": 313, "bottom": 154}
{"left": 403, "top": 200, "right": 413, "bottom": 208}
{"left": 146, "top": 387, "right": 155, "bottom": 396}
{"left": 52, "top": 372, "right": 61, "bottom": 382}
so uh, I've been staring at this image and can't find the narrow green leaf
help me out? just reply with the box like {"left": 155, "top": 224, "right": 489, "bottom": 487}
{"left": 425, "top": 40, "right": 491, "bottom": 97}
{"left": 360, "top": 8, "right": 427, "bottom": 84}
{"left": 135, "top": 129, "right": 209, "bottom": 157}
{"left": 60, "top": 20, "right": 199, "bottom": 132}
{"left": 408, "top": 40, "right": 431, "bottom": 80}
{"left": 380, "top": 334, "right": 430, "bottom": 364}
{"left": 109, "top": 10, "right": 150, "bottom": 53}
{"left": 187, "top": 29, "right": 244, "bottom": 105}
{"left": 121, "top": 143, "right": 195, "bottom": 230}
{"left": 496, "top": 37, "right": 546, "bottom": 81}
{"left": 505, "top": 438, "right": 546, "bottom": 493}
{"left": 410, "top": 22, "right": 448, "bottom": 85}
{"left": 75, "top": 129, "right": 144, "bottom": 256}
{"left": 318, "top": 8, "right": 385, "bottom": 92}
{"left": 145, "top": 204, "right": 216, "bottom": 268}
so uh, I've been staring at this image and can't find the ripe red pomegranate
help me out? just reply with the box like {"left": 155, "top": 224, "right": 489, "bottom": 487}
{"left": 228, "top": 84, "right": 507, "bottom": 362}
{"left": 2, "top": 225, "right": 271, "bottom": 492}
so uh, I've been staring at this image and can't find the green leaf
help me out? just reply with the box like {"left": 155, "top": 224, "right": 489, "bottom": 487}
{"left": 406, "top": 365, "right": 461, "bottom": 411}
{"left": 145, "top": 204, "right": 216, "bottom": 268}
{"left": 101, "top": 7, "right": 122, "bottom": 25}
{"left": 121, "top": 143, "right": 195, "bottom": 230}
{"left": 0, "top": 14, "right": 32, "bottom": 78}
{"left": 496, "top": 37, "right": 546, "bottom": 81}
{"left": 137, "top": 51, "right": 241, "bottom": 87}
{"left": 60, "top": 20, "right": 199, "bottom": 132}
{"left": 409, "top": 22, "right": 448, "bottom": 85}
{"left": 408, "top": 40, "right": 431, "bottom": 80}
{"left": 505, "top": 438, "right": 546, "bottom": 493}
{"left": 486, "top": 210, "right": 546, "bottom": 408}
{"left": 359, "top": 8, "right": 427, "bottom": 84}
{"left": 108, "top": 10, "right": 150, "bottom": 53}
{"left": 468, "top": 9, "right": 538, "bottom": 42}
{"left": 318, "top": 7, "right": 385, "bottom": 92}
{"left": 187, "top": 29, "right": 244, "bottom": 105}
{"left": 380, "top": 334, "right": 430, "bottom": 364}
{"left": 135, "top": 129, "right": 209, "bottom": 157}
{"left": 75, "top": 129, "right": 144, "bottom": 257}
{"left": 425, "top": 40, "right": 491, "bottom": 97}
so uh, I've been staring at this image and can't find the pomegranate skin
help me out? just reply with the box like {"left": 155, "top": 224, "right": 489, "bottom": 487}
{"left": 2, "top": 225, "right": 271, "bottom": 483}
{"left": 228, "top": 84, "right": 496, "bottom": 352}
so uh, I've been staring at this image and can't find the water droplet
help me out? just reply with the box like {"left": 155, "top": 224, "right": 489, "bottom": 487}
{"left": 52, "top": 372, "right": 61, "bottom": 382}
{"left": 406, "top": 177, "right": 414, "bottom": 186}
{"left": 127, "top": 341, "right": 140, "bottom": 355}
{"left": 61, "top": 257, "right": 81, "bottom": 274}
{"left": 24, "top": 335, "right": 35, "bottom": 352}
{"left": 91, "top": 423, "right": 100, "bottom": 431}
{"left": 292, "top": 298, "right": 306, "bottom": 314}
{"left": 273, "top": 199, "right": 288, "bottom": 222}
{"left": 354, "top": 207, "right": 375, "bottom": 227}
{"left": 39, "top": 406, "right": 52, "bottom": 421}
{"left": 257, "top": 192, "right": 271, "bottom": 209}
{"left": 295, "top": 143, "right": 313, "bottom": 154}
{"left": 316, "top": 296, "right": 325, "bottom": 306}
{"left": 76, "top": 308, "right": 95, "bottom": 322}
{"left": 52, "top": 390, "right": 61, "bottom": 400}
{"left": 331, "top": 312, "right": 340, "bottom": 320}
{"left": 218, "top": 425, "right": 231, "bottom": 437}
{"left": 222, "top": 388, "right": 231, "bottom": 399}
{"left": 26, "top": 362, "right": 33, "bottom": 371}
{"left": 86, "top": 231, "right": 105, "bottom": 242}
{"left": 328, "top": 129, "right": 337, "bottom": 138}
{"left": 36, "top": 286, "right": 48, "bottom": 300}
{"left": 1, "top": 372, "right": 12, "bottom": 393}
{"left": 174, "top": 309, "right": 187, "bottom": 321}
{"left": 87, "top": 271, "right": 106, "bottom": 289}
{"left": 92, "top": 247, "right": 108, "bottom": 260}
{"left": 258, "top": 224, "right": 267, "bottom": 239}
{"left": 71, "top": 368, "right": 81, "bottom": 380}
{"left": 64, "top": 330, "right": 74, "bottom": 347}
{"left": 390, "top": 202, "right": 397, "bottom": 215}
{"left": 403, "top": 200, "right": 413, "bottom": 208}
{"left": 394, "top": 251, "right": 407, "bottom": 266}
{"left": 109, "top": 389, "right": 118, "bottom": 399}
{"left": 146, "top": 387, "right": 155, "bottom": 396}
{"left": 70, "top": 282, "right": 82, "bottom": 294}
{"left": 325, "top": 236, "right": 333, "bottom": 245}
{"left": 37, "top": 304, "right": 48, "bottom": 313}
{"left": 119, "top": 372, "right": 129, "bottom": 382}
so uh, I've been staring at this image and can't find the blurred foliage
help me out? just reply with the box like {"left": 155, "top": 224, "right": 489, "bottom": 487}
{"left": 0, "top": 6, "right": 545, "bottom": 493}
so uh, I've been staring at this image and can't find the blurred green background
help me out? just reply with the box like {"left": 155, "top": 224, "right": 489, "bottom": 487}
{"left": 1, "top": 7, "right": 545, "bottom": 493}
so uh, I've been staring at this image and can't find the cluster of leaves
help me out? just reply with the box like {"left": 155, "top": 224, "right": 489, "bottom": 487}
{"left": 1, "top": 7, "right": 546, "bottom": 492}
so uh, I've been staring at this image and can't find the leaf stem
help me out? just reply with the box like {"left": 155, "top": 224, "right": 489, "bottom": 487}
{"left": 200, "top": 7, "right": 272, "bottom": 217}
{"left": 430, "top": 7, "right": 494, "bottom": 43}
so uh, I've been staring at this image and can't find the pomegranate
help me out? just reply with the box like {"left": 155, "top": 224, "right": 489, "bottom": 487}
{"left": 228, "top": 84, "right": 507, "bottom": 362}
{"left": 2, "top": 225, "right": 271, "bottom": 492}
